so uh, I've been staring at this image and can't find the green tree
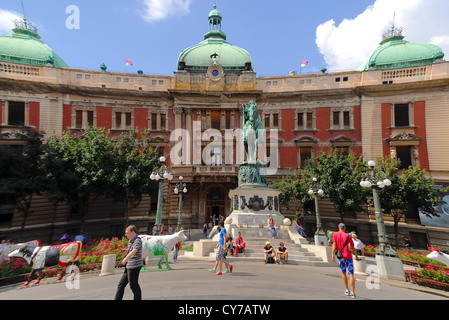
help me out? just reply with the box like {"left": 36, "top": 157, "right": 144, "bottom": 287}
{"left": 44, "top": 127, "right": 159, "bottom": 232}
{"left": 0, "top": 128, "right": 47, "bottom": 236}
{"left": 272, "top": 169, "right": 313, "bottom": 218}
{"left": 304, "top": 152, "right": 368, "bottom": 222}
{"left": 367, "top": 157, "right": 446, "bottom": 248}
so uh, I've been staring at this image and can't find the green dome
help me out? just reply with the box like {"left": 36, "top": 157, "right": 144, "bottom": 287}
{"left": 0, "top": 26, "right": 69, "bottom": 68}
{"left": 358, "top": 35, "right": 444, "bottom": 71}
{"left": 177, "top": 3, "right": 253, "bottom": 74}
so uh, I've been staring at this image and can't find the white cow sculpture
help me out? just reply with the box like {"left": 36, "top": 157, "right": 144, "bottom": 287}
{"left": 139, "top": 230, "right": 188, "bottom": 270}
{"left": 427, "top": 247, "right": 449, "bottom": 267}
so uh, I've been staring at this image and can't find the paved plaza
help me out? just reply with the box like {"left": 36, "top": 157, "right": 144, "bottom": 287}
{"left": 0, "top": 254, "right": 447, "bottom": 303}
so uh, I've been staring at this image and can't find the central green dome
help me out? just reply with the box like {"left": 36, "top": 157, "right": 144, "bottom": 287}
{"left": 0, "top": 20, "right": 69, "bottom": 68}
{"left": 358, "top": 30, "right": 444, "bottom": 71}
{"left": 177, "top": 3, "right": 253, "bottom": 74}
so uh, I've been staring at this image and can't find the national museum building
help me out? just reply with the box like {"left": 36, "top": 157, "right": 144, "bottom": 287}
{"left": 1, "top": 5, "right": 448, "bottom": 249}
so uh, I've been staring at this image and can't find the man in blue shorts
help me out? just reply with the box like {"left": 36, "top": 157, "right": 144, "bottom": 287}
{"left": 210, "top": 222, "right": 233, "bottom": 275}
{"left": 332, "top": 223, "right": 360, "bottom": 299}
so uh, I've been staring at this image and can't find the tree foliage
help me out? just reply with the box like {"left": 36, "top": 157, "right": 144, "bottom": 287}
{"left": 44, "top": 127, "right": 159, "bottom": 230}
{"left": 0, "top": 128, "right": 47, "bottom": 233}
{"left": 374, "top": 157, "right": 447, "bottom": 247}
{"left": 304, "top": 152, "right": 368, "bottom": 221}
{"left": 271, "top": 169, "right": 313, "bottom": 218}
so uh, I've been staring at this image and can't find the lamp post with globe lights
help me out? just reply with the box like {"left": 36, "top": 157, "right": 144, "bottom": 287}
{"left": 308, "top": 177, "right": 327, "bottom": 246}
{"left": 360, "top": 160, "right": 405, "bottom": 281}
{"left": 150, "top": 156, "right": 173, "bottom": 235}
{"left": 174, "top": 176, "right": 187, "bottom": 230}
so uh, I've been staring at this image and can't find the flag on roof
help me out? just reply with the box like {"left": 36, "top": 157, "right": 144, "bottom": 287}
{"left": 300, "top": 59, "right": 308, "bottom": 68}
{"left": 126, "top": 58, "right": 133, "bottom": 66}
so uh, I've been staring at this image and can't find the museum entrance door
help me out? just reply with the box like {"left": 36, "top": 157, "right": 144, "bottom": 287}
{"left": 206, "top": 186, "right": 226, "bottom": 225}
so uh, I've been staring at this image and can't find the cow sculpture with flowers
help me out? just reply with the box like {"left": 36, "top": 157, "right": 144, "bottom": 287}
{"left": 139, "top": 230, "right": 188, "bottom": 271}
{"left": 8, "top": 240, "right": 82, "bottom": 287}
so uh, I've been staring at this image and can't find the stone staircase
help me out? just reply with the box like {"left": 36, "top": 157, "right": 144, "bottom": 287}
{"left": 220, "top": 237, "right": 324, "bottom": 265}
{"left": 202, "top": 225, "right": 330, "bottom": 266}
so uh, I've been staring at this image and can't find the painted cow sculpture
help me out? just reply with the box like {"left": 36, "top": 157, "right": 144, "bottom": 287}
{"left": 8, "top": 241, "right": 82, "bottom": 287}
{"left": 139, "top": 231, "right": 188, "bottom": 270}
{"left": 427, "top": 247, "right": 449, "bottom": 267}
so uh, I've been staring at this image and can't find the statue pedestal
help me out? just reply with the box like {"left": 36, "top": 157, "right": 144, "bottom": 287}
{"left": 228, "top": 186, "right": 284, "bottom": 228}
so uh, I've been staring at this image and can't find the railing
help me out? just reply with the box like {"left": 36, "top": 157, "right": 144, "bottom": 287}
{"left": 0, "top": 62, "right": 40, "bottom": 76}
{"left": 381, "top": 67, "right": 426, "bottom": 80}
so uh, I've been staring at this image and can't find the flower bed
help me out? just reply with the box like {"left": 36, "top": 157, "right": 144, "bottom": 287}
{"left": 406, "top": 270, "right": 449, "bottom": 292}
{"left": 0, "top": 237, "right": 128, "bottom": 281}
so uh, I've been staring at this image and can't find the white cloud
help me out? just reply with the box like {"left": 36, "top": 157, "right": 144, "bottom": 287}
{"left": 141, "top": 0, "right": 192, "bottom": 23}
{"left": 0, "top": 9, "right": 22, "bottom": 34}
{"left": 316, "top": 0, "right": 449, "bottom": 71}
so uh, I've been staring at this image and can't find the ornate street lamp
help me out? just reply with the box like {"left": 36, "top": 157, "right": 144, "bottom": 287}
{"left": 150, "top": 156, "right": 173, "bottom": 235}
{"left": 360, "top": 160, "right": 405, "bottom": 281}
{"left": 308, "top": 177, "right": 327, "bottom": 246}
{"left": 174, "top": 176, "right": 187, "bottom": 230}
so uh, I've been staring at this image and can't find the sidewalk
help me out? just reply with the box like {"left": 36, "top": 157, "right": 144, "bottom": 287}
{"left": 1, "top": 251, "right": 447, "bottom": 301}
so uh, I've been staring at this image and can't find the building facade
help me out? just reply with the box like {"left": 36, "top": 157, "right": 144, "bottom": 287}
{"left": 1, "top": 5, "right": 449, "bottom": 249}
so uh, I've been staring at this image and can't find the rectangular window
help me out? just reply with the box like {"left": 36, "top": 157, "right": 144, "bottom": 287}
{"left": 299, "top": 147, "right": 312, "bottom": 168}
{"left": 306, "top": 113, "right": 313, "bottom": 129}
{"left": 116, "top": 112, "right": 122, "bottom": 128}
{"left": 151, "top": 113, "right": 158, "bottom": 130}
{"left": 394, "top": 103, "right": 410, "bottom": 127}
{"left": 396, "top": 146, "right": 412, "bottom": 169}
{"left": 87, "top": 111, "right": 94, "bottom": 127}
{"left": 297, "top": 113, "right": 303, "bottom": 128}
{"left": 125, "top": 112, "right": 132, "bottom": 127}
{"left": 211, "top": 147, "right": 222, "bottom": 166}
{"left": 75, "top": 110, "right": 83, "bottom": 128}
{"left": 264, "top": 114, "right": 270, "bottom": 128}
{"left": 211, "top": 111, "right": 221, "bottom": 130}
{"left": 343, "top": 111, "right": 350, "bottom": 129}
{"left": 297, "top": 112, "right": 314, "bottom": 130}
{"left": 333, "top": 111, "right": 340, "bottom": 127}
{"left": 273, "top": 113, "right": 279, "bottom": 127}
{"left": 8, "top": 101, "right": 25, "bottom": 126}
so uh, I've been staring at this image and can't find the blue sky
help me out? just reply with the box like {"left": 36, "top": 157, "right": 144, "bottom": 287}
{"left": 1, "top": 0, "right": 448, "bottom": 76}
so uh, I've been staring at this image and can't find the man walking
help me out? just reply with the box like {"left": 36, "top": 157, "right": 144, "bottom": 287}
{"left": 114, "top": 225, "right": 143, "bottom": 300}
{"left": 210, "top": 222, "right": 233, "bottom": 275}
{"left": 332, "top": 223, "right": 360, "bottom": 299}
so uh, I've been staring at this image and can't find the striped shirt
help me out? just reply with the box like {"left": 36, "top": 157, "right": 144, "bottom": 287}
{"left": 126, "top": 235, "right": 143, "bottom": 269}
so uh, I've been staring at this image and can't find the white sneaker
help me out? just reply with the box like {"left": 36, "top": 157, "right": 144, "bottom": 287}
{"left": 345, "top": 290, "right": 351, "bottom": 296}
{"left": 350, "top": 292, "right": 357, "bottom": 299}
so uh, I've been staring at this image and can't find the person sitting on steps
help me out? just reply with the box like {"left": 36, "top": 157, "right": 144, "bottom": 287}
{"left": 276, "top": 242, "right": 288, "bottom": 264}
{"left": 264, "top": 241, "right": 277, "bottom": 264}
